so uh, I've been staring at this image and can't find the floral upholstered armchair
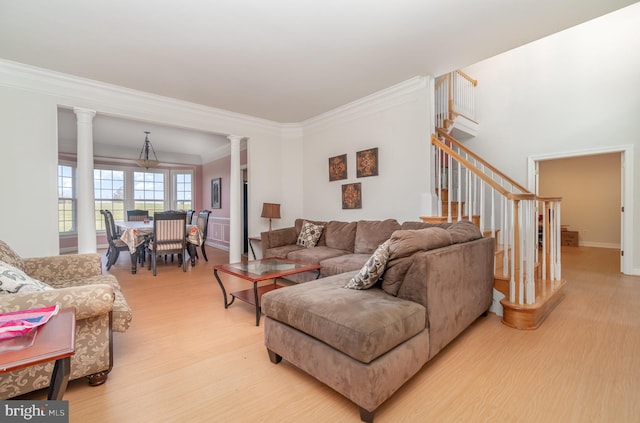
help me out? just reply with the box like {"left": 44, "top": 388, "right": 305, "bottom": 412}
{"left": 0, "top": 240, "right": 132, "bottom": 399}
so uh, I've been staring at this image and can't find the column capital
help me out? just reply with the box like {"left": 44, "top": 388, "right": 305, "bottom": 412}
{"left": 73, "top": 107, "right": 96, "bottom": 124}
{"left": 227, "top": 134, "right": 244, "bottom": 143}
{"left": 73, "top": 107, "right": 96, "bottom": 118}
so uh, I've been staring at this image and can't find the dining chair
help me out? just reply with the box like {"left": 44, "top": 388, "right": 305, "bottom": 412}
{"left": 104, "top": 209, "right": 121, "bottom": 241}
{"left": 127, "top": 209, "right": 149, "bottom": 221}
{"left": 100, "top": 209, "right": 113, "bottom": 261}
{"left": 147, "top": 211, "right": 187, "bottom": 276}
{"left": 194, "top": 210, "right": 211, "bottom": 262}
{"left": 186, "top": 210, "right": 195, "bottom": 225}
{"left": 100, "top": 210, "right": 130, "bottom": 270}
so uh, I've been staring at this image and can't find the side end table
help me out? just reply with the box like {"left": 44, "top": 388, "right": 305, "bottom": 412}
{"left": 0, "top": 308, "right": 76, "bottom": 400}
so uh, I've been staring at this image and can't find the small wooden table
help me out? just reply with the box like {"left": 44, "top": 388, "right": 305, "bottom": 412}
{"left": 248, "top": 236, "right": 261, "bottom": 260}
{"left": 0, "top": 308, "right": 76, "bottom": 400}
{"left": 213, "top": 258, "right": 321, "bottom": 326}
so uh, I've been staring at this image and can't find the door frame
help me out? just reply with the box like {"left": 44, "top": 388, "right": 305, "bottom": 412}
{"left": 527, "top": 144, "right": 634, "bottom": 275}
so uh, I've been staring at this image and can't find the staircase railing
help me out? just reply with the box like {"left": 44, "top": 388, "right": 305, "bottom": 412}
{"left": 431, "top": 129, "right": 563, "bottom": 306}
{"left": 435, "top": 70, "right": 478, "bottom": 131}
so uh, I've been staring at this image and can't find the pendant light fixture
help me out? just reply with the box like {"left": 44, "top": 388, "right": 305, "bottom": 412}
{"left": 135, "top": 131, "right": 160, "bottom": 169}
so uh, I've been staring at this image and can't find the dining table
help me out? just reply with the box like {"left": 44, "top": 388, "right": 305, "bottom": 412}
{"left": 115, "top": 220, "right": 204, "bottom": 273}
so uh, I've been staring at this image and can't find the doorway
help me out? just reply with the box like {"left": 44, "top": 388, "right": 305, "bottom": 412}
{"left": 528, "top": 145, "right": 633, "bottom": 274}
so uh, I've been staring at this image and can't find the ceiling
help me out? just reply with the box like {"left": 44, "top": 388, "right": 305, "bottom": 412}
{"left": 1, "top": 1, "right": 637, "bottom": 161}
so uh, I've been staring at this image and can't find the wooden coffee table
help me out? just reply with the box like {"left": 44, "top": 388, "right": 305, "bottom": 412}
{"left": 213, "top": 257, "right": 321, "bottom": 326}
{"left": 0, "top": 308, "right": 76, "bottom": 400}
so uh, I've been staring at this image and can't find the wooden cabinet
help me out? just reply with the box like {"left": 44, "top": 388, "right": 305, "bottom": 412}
{"left": 561, "top": 231, "right": 579, "bottom": 246}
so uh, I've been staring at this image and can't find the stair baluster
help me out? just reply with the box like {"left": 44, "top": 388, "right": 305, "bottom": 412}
{"left": 424, "top": 130, "right": 565, "bottom": 330}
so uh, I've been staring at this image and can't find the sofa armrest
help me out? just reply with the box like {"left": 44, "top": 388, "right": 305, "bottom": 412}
{"left": 23, "top": 253, "right": 103, "bottom": 283}
{"left": 398, "top": 237, "right": 494, "bottom": 359}
{"left": 261, "top": 227, "right": 298, "bottom": 250}
{"left": 0, "top": 284, "right": 114, "bottom": 320}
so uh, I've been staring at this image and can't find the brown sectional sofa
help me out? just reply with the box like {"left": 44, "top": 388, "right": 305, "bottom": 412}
{"left": 261, "top": 218, "right": 403, "bottom": 283}
{"left": 261, "top": 220, "right": 494, "bottom": 422}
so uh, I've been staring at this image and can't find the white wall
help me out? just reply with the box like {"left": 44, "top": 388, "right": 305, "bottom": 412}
{"left": 0, "top": 60, "right": 287, "bottom": 258}
{"left": 247, "top": 127, "right": 304, "bottom": 236}
{"left": 280, "top": 127, "right": 305, "bottom": 227}
{"left": 462, "top": 3, "right": 640, "bottom": 273}
{"left": 300, "top": 77, "right": 432, "bottom": 224}
{"left": 0, "top": 86, "right": 60, "bottom": 256}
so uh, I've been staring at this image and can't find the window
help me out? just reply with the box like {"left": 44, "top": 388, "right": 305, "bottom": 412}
{"left": 57, "top": 163, "right": 193, "bottom": 233}
{"left": 94, "top": 169, "right": 125, "bottom": 230}
{"left": 58, "top": 165, "right": 75, "bottom": 233}
{"left": 134, "top": 171, "right": 165, "bottom": 214}
{"left": 175, "top": 172, "right": 193, "bottom": 211}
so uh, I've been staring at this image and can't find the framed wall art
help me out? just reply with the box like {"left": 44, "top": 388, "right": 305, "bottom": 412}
{"left": 328, "top": 154, "right": 348, "bottom": 181}
{"left": 356, "top": 147, "right": 379, "bottom": 178}
{"left": 211, "top": 177, "right": 221, "bottom": 209}
{"left": 341, "top": 182, "right": 362, "bottom": 209}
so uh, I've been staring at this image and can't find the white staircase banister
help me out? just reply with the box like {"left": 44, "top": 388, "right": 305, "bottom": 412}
{"left": 431, "top": 71, "right": 565, "bottom": 326}
{"left": 431, "top": 135, "right": 520, "bottom": 199}
{"left": 436, "top": 128, "right": 530, "bottom": 194}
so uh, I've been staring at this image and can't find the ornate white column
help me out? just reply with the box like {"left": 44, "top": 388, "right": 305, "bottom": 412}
{"left": 74, "top": 107, "right": 97, "bottom": 254}
{"left": 228, "top": 135, "right": 243, "bottom": 263}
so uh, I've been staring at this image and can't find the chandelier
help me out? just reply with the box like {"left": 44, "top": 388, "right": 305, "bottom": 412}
{"left": 135, "top": 131, "right": 159, "bottom": 169}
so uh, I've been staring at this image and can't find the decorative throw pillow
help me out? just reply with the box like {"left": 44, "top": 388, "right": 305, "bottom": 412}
{"left": 345, "top": 240, "right": 390, "bottom": 290}
{"left": 296, "top": 220, "right": 325, "bottom": 248}
{"left": 0, "top": 261, "right": 53, "bottom": 294}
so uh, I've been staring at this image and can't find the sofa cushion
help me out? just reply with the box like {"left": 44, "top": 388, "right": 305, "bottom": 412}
{"left": 345, "top": 241, "right": 391, "bottom": 290}
{"left": 381, "top": 227, "right": 453, "bottom": 296}
{"left": 296, "top": 221, "right": 325, "bottom": 248}
{"left": 324, "top": 221, "right": 357, "bottom": 252}
{"left": 262, "top": 274, "right": 426, "bottom": 364}
{"left": 287, "top": 246, "right": 348, "bottom": 265}
{"left": 0, "top": 261, "right": 53, "bottom": 294}
{"left": 0, "top": 241, "right": 25, "bottom": 271}
{"left": 264, "top": 244, "right": 305, "bottom": 259}
{"left": 381, "top": 255, "right": 416, "bottom": 297}
{"left": 388, "top": 227, "right": 453, "bottom": 259}
{"left": 400, "top": 221, "right": 451, "bottom": 230}
{"left": 354, "top": 219, "right": 401, "bottom": 254}
{"left": 319, "top": 253, "right": 371, "bottom": 277}
{"left": 447, "top": 220, "right": 483, "bottom": 243}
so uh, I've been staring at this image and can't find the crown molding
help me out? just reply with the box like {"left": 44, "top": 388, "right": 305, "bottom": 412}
{"left": 280, "top": 123, "right": 304, "bottom": 138}
{"left": 302, "top": 76, "right": 429, "bottom": 131}
{"left": 0, "top": 59, "right": 283, "bottom": 136}
{"left": 1, "top": 59, "right": 430, "bottom": 143}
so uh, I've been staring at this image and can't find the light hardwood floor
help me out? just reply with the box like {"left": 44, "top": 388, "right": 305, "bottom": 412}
{"left": 23, "top": 246, "right": 640, "bottom": 422}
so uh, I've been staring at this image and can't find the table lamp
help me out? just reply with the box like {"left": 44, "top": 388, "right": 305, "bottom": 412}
{"left": 261, "top": 203, "right": 281, "bottom": 231}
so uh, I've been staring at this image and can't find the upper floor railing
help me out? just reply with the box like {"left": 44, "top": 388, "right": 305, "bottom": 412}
{"left": 435, "top": 70, "right": 478, "bottom": 130}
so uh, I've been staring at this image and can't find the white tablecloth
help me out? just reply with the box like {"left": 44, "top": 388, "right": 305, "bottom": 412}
{"left": 115, "top": 221, "right": 203, "bottom": 254}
